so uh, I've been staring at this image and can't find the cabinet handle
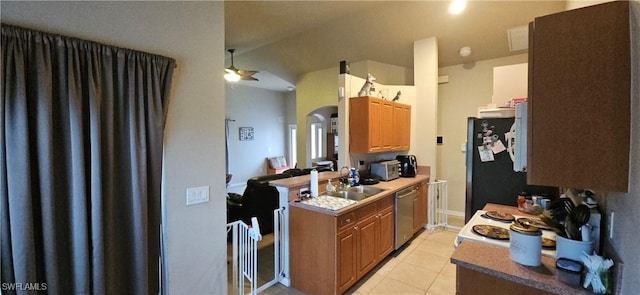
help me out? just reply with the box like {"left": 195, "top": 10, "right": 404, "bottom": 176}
{"left": 346, "top": 218, "right": 351, "bottom": 223}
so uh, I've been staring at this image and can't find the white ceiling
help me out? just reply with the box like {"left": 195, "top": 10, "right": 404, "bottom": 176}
{"left": 224, "top": 1, "right": 567, "bottom": 92}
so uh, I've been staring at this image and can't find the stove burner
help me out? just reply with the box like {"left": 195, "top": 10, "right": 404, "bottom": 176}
{"left": 481, "top": 211, "right": 515, "bottom": 222}
{"left": 542, "top": 237, "right": 556, "bottom": 249}
{"left": 472, "top": 224, "right": 510, "bottom": 240}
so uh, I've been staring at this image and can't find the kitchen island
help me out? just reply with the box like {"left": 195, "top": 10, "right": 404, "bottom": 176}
{"left": 451, "top": 204, "right": 593, "bottom": 295}
{"left": 271, "top": 172, "right": 430, "bottom": 294}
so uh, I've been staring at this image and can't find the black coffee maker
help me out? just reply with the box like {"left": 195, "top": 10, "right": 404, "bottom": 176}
{"left": 396, "top": 155, "right": 417, "bottom": 177}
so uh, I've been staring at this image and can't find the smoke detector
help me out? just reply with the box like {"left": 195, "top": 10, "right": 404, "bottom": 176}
{"left": 459, "top": 47, "right": 472, "bottom": 57}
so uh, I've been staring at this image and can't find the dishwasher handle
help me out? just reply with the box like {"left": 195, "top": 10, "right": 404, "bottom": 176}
{"left": 396, "top": 187, "right": 416, "bottom": 199}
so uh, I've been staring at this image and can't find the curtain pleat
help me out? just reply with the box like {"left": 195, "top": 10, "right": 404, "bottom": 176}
{"left": 1, "top": 24, "right": 174, "bottom": 295}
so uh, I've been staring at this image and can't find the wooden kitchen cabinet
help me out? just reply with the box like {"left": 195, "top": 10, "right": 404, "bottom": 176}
{"left": 350, "top": 96, "right": 411, "bottom": 153}
{"left": 337, "top": 226, "right": 357, "bottom": 291}
{"left": 290, "top": 193, "right": 395, "bottom": 295}
{"left": 456, "top": 265, "right": 553, "bottom": 295}
{"left": 413, "top": 182, "right": 428, "bottom": 233}
{"left": 355, "top": 214, "right": 377, "bottom": 278}
{"left": 376, "top": 196, "right": 394, "bottom": 261}
{"left": 393, "top": 103, "right": 411, "bottom": 151}
{"left": 527, "top": 1, "right": 631, "bottom": 192}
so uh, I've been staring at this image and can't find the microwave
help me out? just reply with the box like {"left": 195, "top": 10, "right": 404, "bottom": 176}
{"left": 370, "top": 160, "right": 400, "bottom": 181}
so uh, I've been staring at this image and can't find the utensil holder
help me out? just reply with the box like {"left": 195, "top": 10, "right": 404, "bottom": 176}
{"left": 556, "top": 235, "right": 593, "bottom": 261}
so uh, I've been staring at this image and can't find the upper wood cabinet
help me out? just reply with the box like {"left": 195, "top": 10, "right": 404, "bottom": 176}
{"left": 527, "top": 1, "right": 631, "bottom": 192}
{"left": 350, "top": 96, "right": 411, "bottom": 153}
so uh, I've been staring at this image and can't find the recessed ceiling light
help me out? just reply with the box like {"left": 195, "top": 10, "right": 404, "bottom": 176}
{"left": 449, "top": 0, "right": 466, "bottom": 14}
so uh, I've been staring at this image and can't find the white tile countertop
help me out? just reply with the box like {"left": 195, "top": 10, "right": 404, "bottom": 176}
{"left": 300, "top": 195, "right": 356, "bottom": 211}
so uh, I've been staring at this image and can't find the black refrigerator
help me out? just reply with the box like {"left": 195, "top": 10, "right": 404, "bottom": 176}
{"left": 465, "top": 117, "right": 557, "bottom": 223}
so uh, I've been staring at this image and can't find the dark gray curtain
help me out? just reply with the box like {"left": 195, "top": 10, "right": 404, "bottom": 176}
{"left": 1, "top": 24, "right": 175, "bottom": 294}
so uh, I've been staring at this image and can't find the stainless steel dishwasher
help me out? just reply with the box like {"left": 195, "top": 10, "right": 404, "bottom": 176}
{"left": 395, "top": 186, "right": 415, "bottom": 249}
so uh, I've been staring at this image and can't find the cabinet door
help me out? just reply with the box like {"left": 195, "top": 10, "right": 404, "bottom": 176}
{"left": 528, "top": 1, "right": 630, "bottom": 192}
{"left": 413, "top": 182, "right": 428, "bottom": 232}
{"left": 393, "top": 103, "right": 411, "bottom": 151}
{"left": 400, "top": 104, "right": 411, "bottom": 151}
{"left": 356, "top": 215, "right": 378, "bottom": 278}
{"left": 368, "top": 98, "right": 384, "bottom": 152}
{"left": 377, "top": 205, "right": 394, "bottom": 260}
{"left": 337, "top": 227, "right": 357, "bottom": 293}
{"left": 380, "top": 100, "right": 394, "bottom": 150}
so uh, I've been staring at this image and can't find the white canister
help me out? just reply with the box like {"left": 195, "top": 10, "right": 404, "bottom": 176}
{"left": 509, "top": 223, "right": 542, "bottom": 266}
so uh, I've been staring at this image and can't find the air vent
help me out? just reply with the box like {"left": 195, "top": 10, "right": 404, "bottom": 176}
{"left": 507, "top": 25, "right": 529, "bottom": 52}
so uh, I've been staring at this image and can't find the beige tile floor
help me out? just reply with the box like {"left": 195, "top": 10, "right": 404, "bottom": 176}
{"left": 254, "top": 227, "right": 461, "bottom": 295}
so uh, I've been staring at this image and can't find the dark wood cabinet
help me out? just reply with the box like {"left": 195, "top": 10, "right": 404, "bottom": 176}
{"left": 528, "top": 1, "right": 631, "bottom": 192}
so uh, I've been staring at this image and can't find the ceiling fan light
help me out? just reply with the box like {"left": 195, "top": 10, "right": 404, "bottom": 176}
{"left": 224, "top": 69, "right": 241, "bottom": 82}
{"left": 449, "top": 0, "right": 466, "bottom": 14}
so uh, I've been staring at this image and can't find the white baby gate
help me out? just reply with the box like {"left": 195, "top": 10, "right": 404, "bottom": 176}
{"left": 227, "top": 208, "right": 285, "bottom": 295}
{"left": 427, "top": 180, "right": 448, "bottom": 229}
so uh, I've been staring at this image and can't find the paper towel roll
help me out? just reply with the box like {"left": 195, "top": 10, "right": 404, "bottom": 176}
{"left": 310, "top": 169, "right": 319, "bottom": 197}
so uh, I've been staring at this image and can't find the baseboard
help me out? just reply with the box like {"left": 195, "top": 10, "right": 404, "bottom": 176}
{"left": 447, "top": 210, "right": 465, "bottom": 217}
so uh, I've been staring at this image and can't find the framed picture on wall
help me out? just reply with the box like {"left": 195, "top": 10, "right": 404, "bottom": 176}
{"left": 239, "top": 127, "right": 254, "bottom": 141}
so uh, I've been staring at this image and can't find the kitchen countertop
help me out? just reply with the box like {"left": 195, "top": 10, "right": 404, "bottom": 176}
{"left": 451, "top": 240, "right": 592, "bottom": 295}
{"left": 451, "top": 203, "right": 594, "bottom": 295}
{"left": 272, "top": 173, "right": 430, "bottom": 216}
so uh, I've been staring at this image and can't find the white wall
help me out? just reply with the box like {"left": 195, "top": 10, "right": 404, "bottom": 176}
{"left": 414, "top": 38, "right": 439, "bottom": 179}
{"left": 437, "top": 54, "right": 528, "bottom": 215}
{"left": 226, "top": 85, "right": 288, "bottom": 186}
{"left": 1, "top": 2, "right": 227, "bottom": 293}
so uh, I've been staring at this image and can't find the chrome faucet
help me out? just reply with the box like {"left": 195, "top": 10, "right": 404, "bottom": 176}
{"left": 339, "top": 166, "right": 350, "bottom": 188}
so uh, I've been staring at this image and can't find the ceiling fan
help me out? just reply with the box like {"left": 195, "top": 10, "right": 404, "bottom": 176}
{"left": 224, "top": 49, "right": 259, "bottom": 82}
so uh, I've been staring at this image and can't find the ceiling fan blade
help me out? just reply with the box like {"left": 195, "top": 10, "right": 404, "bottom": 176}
{"left": 226, "top": 48, "right": 259, "bottom": 81}
{"left": 240, "top": 75, "right": 259, "bottom": 81}
{"left": 238, "top": 70, "right": 258, "bottom": 75}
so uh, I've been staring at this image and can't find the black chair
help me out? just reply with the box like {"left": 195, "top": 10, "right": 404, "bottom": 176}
{"left": 237, "top": 173, "right": 292, "bottom": 235}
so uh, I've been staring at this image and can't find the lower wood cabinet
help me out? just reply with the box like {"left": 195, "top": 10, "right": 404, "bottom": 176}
{"left": 337, "top": 227, "right": 357, "bottom": 291}
{"left": 457, "top": 266, "right": 553, "bottom": 295}
{"left": 413, "top": 181, "right": 428, "bottom": 233}
{"left": 376, "top": 204, "right": 394, "bottom": 261}
{"left": 290, "top": 193, "right": 395, "bottom": 295}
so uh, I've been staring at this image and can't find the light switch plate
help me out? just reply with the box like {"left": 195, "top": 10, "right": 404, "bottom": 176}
{"left": 186, "top": 186, "right": 210, "bottom": 206}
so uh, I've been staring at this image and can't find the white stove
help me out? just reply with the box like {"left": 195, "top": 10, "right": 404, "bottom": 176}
{"left": 455, "top": 210, "right": 557, "bottom": 258}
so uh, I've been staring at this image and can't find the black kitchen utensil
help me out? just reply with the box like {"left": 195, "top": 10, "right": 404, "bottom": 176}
{"left": 572, "top": 204, "right": 591, "bottom": 227}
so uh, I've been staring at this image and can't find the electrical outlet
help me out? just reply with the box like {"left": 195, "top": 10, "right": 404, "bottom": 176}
{"left": 609, "top": 211, "right": 615, "bottom": 239}
{"left": 186, "top": 186, "right": 209, "bottom": 206}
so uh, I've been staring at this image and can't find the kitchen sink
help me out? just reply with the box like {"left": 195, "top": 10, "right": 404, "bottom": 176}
{"left": 323, "top": 186, "right": 386, "bottom": 201}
